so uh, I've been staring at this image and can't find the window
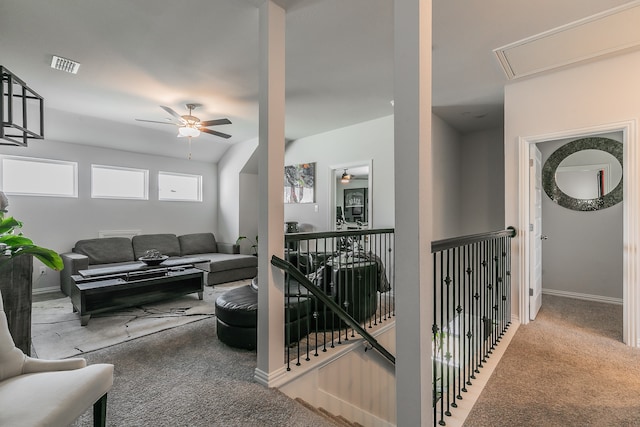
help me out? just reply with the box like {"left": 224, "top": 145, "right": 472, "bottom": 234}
{"left": 158, "top": 171, "right": 202, "bottom": 202}
{"left": 91, "top": 164, "right": 148, "bottom": 200}
{"left": 1, "top": 155, "right": 78, "bottom": 197}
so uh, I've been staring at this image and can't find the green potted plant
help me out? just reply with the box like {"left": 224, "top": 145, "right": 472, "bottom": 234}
{"left": 0, "top": 192, "right": 63, "bottom": 271}
{"left": 0, "top": 191, "right": 63, "bottom": 355}
{"left": 236, "top": 235, "right": 258, "bottom": 256}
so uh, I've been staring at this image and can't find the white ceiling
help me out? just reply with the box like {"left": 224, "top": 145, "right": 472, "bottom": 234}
{"left": 0, "top": 0, "right": 634, "bottom": 162}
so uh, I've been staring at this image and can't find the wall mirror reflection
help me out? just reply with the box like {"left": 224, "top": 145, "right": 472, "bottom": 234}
{"left": 330, "top": 162, "right": 371, "bottom": 230}
{"left": 542, "top": 137, "right": 623, "bottom": 211}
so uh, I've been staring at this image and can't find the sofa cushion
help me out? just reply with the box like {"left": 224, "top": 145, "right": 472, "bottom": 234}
{"left": 198, "top": 253, "right": 258, "bottom": 273}
{"left": 132, "top": 234, "right": 181, "bottom": 259}
{"left": 179, "top": 233, "right": 218, "bottom": 256}
{"left": 73, "top": 238, "right": 135, "bottom": 265}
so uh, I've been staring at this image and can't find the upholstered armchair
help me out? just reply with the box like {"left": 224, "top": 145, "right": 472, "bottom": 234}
{"left": 0, "top": 289, "right": 114, "bottom": 427}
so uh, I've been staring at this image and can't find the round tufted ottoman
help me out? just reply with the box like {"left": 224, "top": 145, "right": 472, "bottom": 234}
{"left": 215, "top": 279, "right": 312, "bottom": 350}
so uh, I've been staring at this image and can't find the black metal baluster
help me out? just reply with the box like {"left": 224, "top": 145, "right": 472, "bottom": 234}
{"left": 444, "top": 249, "right": 452, "bottom": 417}
{"left": 454, "top": 245, "right": 462, "bottom": 404}
{"left": 438, "top": 251, "right": 445, "bottom": 425}
{"left": 431, "top": 252, "right": 439, "bottom": 420}
{"left": 461, "top": 245, "right": 468, "bottom": 392}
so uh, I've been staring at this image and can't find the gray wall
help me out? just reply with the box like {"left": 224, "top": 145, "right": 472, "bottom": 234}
{"left": 459, "top": 127, "right": 505, "bottom": 235}
{"left": 431, "top": 114, "right": 462, "bottom": 239}
{"left": 283, "top": 114, "right": 465, "bottom": 238}
{"left": 217, "top": 138, "right": 258, "bottom": 250}
{"left": 0, "top": 139, "right": 217, "bottom": 292}
{"left": 284, "top": 115, "right": 395, "bottom": 232}
{"left": 538, "top": 132, "right": 623, "bottom": 300}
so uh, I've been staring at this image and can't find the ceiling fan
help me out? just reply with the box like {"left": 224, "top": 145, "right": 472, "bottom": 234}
{"left": 136, "top": 104, "right": 232, "bottom": 140}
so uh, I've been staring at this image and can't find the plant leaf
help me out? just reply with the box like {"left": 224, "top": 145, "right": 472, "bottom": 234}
{"left": 11, "top": 246, "right": 64, "bottom": 270}
{"left": 0, "top": 217, "right": 22, "bottom": 234}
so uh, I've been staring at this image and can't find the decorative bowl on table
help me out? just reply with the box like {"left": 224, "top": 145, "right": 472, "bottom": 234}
{"left": 138, "top": 249, "right": 168, "bottom": 266}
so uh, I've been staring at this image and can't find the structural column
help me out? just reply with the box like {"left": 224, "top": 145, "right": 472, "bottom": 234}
{"left": 394, "top": 0, "right": 433, "bottom": 425}
{"left": 254, "top": 0, "right": 286, "bottom": 385}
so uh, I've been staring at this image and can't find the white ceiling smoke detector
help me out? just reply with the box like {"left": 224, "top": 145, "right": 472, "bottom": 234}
{"left": 50, "top": 55, "right": 81, "bottom": 74}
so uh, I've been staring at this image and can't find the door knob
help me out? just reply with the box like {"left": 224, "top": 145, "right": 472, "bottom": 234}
{"left": 541, "top": 235, "right": 548, "bottom": 240}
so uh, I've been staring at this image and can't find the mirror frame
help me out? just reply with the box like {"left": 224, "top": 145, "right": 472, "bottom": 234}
{"left": 542, "top": 136, "right": 623, "bottom": 211}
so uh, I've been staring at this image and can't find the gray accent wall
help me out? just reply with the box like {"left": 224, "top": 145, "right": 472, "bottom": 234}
{"left": 538, "top": 133, "right": 623, "bottom": 300}
{"left": 0, "top": 139, "right": 218, "bottom": 292}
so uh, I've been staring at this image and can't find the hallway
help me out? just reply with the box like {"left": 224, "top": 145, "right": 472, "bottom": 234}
{"left": 463, "top": 294, "right": 640, "bottom": 426}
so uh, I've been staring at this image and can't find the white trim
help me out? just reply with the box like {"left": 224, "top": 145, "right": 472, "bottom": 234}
{"left": 158, "top": 171, "right": 203, "bottom": 202}
{"left": 91, "top": 164, "right": 149, "bottom": 200}
{"left": 542, "top": 288, "right": 623, "bottom": 305}
{"left": 493, "top": 1, "right": 640, "bottom": 80}
{"left": 32, "top": 286, "right": 59, "bottom": 295}
{"left": 443, "top": 320, "right": 520, "bottom": 427}
{"left": 518, "top": 120, "right": 637, "bottom": 346}
{"left": 327, "top": 159, "right": 373, "bottom": 230}
{"left": 253, "top": 365, "right": 288, "bottom": 387}
{"left": 1, "top": 155, "right": 78, "bottom": 198}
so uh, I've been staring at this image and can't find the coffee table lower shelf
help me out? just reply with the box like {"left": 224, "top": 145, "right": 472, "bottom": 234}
{"left": 70, "top": 268, "right": 204, "bottom": 326}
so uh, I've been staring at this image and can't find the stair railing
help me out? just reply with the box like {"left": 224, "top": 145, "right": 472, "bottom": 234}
{"left": 431, "top": 227, "right": 516, "bottom": 426}
{"left": 271, "top": 255, "right": 395, "bottom": 365}
{"left": 273, "top": 228, "right": 395, "bottom": 370}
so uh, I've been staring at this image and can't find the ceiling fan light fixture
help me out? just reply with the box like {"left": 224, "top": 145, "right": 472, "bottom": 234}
{"left": 341, "top": 169, "right": 351, "bottom": 184}
{"left": 178, "top": 126, "right": 200, "bottom": 138}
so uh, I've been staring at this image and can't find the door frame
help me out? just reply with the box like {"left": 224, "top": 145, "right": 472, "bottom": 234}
{"left": 328, "top": 159, "right": 373, "bottom": 230}
{"left": 517, "top": 119, "right": 638, "bottom": 346}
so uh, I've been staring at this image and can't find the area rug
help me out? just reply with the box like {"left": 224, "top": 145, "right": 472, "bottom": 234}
{"left": 31, "top": 280, "right": 249, "bottom": 359}
{"left": 70, "top": 316, "right": 340, "bottom": 427}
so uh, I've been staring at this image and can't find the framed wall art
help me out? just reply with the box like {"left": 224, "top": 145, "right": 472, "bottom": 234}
{"left": 284, "top": 162, "right": 315, "bottom": 203}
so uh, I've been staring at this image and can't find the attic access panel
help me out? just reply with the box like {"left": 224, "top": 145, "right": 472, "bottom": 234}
{"left": 1, "top": 66, "right": 44, "bottom": 147}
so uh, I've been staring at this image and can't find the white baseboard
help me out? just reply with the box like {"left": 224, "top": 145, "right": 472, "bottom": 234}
{"left": 444, "top": 320, "right": 520, "bottom": 427}
{"left": 32, "top": 286, "right": 60, "bottom": 295}
{"left": 542, "top": 288, "right": 622, "bottom": 305}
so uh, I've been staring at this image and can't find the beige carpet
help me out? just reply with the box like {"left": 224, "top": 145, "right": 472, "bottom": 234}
{"left": 463, "top": 294, "right": 640, "bottom": 426}
{"left": 31, "top": 280, "right": 249, "bottom": 359}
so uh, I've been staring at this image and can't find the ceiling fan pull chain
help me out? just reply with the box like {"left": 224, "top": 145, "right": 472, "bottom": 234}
{"left": 188, "top": 136, "right": 192, "bottom": 160}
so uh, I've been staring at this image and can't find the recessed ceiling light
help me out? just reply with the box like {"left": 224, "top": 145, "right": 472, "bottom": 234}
{"left": 50, "top": 55, "right": 81, "bottom": 74}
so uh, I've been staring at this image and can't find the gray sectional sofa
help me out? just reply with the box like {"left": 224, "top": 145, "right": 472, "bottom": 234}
{"left": 59, "top": 232, "right": 257, "bottom": 295}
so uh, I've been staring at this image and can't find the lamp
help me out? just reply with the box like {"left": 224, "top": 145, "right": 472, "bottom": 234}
{"left": 340, "top": 169, "right": 351, "bottom": 184}
{"left": 1, "top": 66, "right": 44, "bottom": 147}
{"left": 178, "top": 126, "right": 200, "bottom": 138}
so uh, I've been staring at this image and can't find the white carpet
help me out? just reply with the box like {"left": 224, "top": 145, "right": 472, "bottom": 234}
{"left": 31, "top": 280, "right": 249, "bottom": 359}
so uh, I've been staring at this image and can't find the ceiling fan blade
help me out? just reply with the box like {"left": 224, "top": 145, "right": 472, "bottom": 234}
{"left": 201, "top": 128, "right": 232, "bottom": 139}
{"left": 135, "top": 119, "right": 178, "bottom": 125}
{"left": 160, "top": 105, "right": 186, "bottom": 124}
{"left": 200, "top": 118, "right": 231, "bottom": 127}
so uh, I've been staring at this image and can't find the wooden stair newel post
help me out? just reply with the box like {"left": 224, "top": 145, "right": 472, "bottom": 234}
{"left": 0, "top": 256, "right": 33, "bottom": 355}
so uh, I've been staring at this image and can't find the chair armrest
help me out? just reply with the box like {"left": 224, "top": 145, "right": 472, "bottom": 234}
{"left": 22, "top": 356, "right": 87, "bottom": 374}
{"left": 60, "top": 252, "right": 89, "bottom": 295}
{"left": 217, "top": 243, "right": 240, "bottom": 254}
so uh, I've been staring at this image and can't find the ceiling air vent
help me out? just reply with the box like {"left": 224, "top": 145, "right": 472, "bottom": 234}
{"left": 50, "top": 55, "right": 80, "bottom": 74}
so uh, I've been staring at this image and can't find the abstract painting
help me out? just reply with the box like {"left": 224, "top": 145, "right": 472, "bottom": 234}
{"left": 284, "top": 162, "right": 315, "bottom": 203}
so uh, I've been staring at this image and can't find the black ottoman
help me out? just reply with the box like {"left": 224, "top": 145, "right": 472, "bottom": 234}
{"left": 215, "top": 280, "right": 312, "bottom": 350}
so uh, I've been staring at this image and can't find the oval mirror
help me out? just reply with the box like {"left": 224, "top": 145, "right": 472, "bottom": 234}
{"left": 542, "top": 137, "right": 623, "bottom": 211}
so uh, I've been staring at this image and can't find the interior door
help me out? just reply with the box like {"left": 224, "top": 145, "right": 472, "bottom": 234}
{"left": 529, "top": 144, "right": 543, "bottom": 320}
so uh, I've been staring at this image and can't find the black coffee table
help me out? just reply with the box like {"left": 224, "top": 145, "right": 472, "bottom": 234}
{"left": 71, "top": 260, "right": 206, "bottom": 326}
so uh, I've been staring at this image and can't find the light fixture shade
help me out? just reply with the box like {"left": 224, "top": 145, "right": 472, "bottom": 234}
{"left": 178, "top": 126, "right": 200, "bottom": 138}
{"left": 340, "top": 170, "right": 351, "bottom": 184}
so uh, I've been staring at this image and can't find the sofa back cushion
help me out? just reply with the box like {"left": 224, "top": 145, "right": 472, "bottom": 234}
{"left": 73, "top": 237, "right": 135, "bottom": 265}
{"left": 179, "top": 233, "right": 218, "bottom": 255}
{"left": 132, "top": 234, "right": 181, "bottom": 259}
